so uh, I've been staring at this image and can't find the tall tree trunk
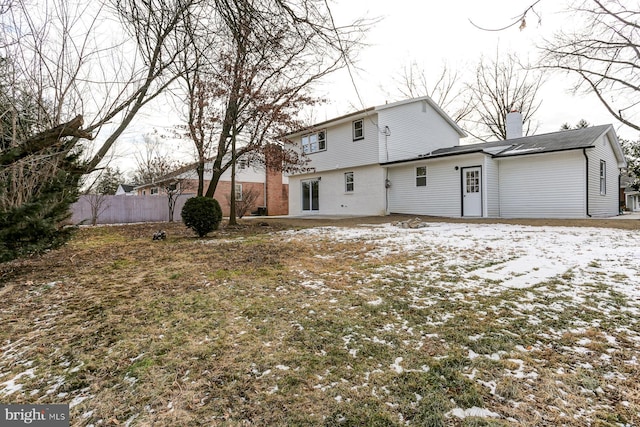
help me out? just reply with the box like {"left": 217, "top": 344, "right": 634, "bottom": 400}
{"left": 196, "top": 160, "right": 204, "bottom": 197}
{"left": 228, "top": 124, "right": 238, "bottom": 226}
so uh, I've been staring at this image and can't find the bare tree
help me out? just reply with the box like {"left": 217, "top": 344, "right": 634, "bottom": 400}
{"left": 176, "top": 0, "right": 364, "bottom": 202}
{"left": 1, "top": 0, "right": 201, "bottom": 172}
{"left": 394, "top": 62, "right": 475, "bottom": 123}
{"left": 131, "top": 133, "right": 180, "bottom": 185}
{"left": 538, "top": 0, "right": 640, "bottom": 131}
{"left": 171, "top": 0, "right": 366, "bottom": 225}
{"left": 130, "top": 134, "right": 186, "bottom": 221}
{"left": 467, "top": 51, "right": 543, "bottom": 140}
{"left": 85, "top": 194, "right": 109, "bottom": 226}
{"left": 225, "top": 186, "right": 259, "bottom": 219}
{"left": 469, "top": 0, "right": 542, "bottom": 32}
{"left": 159, "top": 178, "right": 185, "bottom": 222}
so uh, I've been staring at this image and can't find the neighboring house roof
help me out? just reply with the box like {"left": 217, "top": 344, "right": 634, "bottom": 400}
{"left": 133, "top": 159, "right": 215, "bottom": 190}
{"left": 382, "top": 124, "right": 626, "bottom": 167}
{"left": 285, "top": 96, "right": 467, "bottom": 138}
{"left": 117, "top": 184, "right": 135, "bottom": 192}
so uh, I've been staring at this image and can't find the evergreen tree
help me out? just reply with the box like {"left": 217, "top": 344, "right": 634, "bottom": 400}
{"left": 94, "top": 167, "right": 124, "bottom": 195}
{"left": 1, "top": 57, "right": 90, "bottom": 262}
{"left": 0, "top": 151, "right": 84, "bottom": 262}
{"left": 621, "top": 139, "right": 640, "bottom": 191}
{"left": 560, "top": 119, "right": 590, "bottom": 131}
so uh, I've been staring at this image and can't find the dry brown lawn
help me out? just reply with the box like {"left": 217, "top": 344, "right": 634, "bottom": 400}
{"left": 0, "top": 215, "right": 638, "bottom": 426}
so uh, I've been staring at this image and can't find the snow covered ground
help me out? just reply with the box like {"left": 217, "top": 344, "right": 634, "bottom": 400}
{"left": 2, "top": 221, "right": 639, "bottom": 425}
{"left": 284, "top": 221, "right": 640, "bottom": 296}
{"left": 280, "top": 221, "right": 640, "bottom": 424}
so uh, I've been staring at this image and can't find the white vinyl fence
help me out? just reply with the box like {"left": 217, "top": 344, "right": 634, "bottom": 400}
{"left": 70, "top": 195, "right": 194, "bottom": 225}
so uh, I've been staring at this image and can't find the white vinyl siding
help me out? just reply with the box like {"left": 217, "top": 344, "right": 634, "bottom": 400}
{"left": 376, "top": 100, "right": 462, "bottom": 164}
{"left": 387, "top": 154, "right": 484, "bottom": 217}
{"left": 288, "top": 165, "right": 385, "bottom": 216}
{"left": 498, "top": 151, "right": 586, "bottom": 218}
{"left": 587, "top": 134, "right": 620, "bottom": 217}
{"left": 484, "top": 156, "right": 500, "bottom": 217}
{"left": 296, "top": 118, "right": 379, "bottom": 172}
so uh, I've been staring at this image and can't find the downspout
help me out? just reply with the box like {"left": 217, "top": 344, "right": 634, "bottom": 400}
{"left": 618, "top": 171, "right": 622, "bottom": 215}
{"left": 583, "top": 149, "right": 591, "bottom": 217}
{"left": 385, "top": 167, "right": 389, "bottom": 215}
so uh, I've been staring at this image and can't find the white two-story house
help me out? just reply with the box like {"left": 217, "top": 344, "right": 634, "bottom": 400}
{"left": 286, "top": 97, "right": 466, "bottom": 216}
{"left": 286, "top": 96, "right": 626, "bottom": 218}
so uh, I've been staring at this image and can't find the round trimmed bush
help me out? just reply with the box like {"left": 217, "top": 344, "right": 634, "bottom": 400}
{"left": 181, "top": 196, "right": 222, "bottom": 237}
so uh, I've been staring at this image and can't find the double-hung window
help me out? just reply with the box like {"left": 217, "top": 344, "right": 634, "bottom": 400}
{"left": 353, "top": 119, "right": 364, "bottom": 140}
{"left": 345, "top": 172, "right": 354, "bottom": 192}
{"left": 416, "top": 166, "right": 427, "bottom": 187}
{"left": 301, "top": 130, "right": 326, "bottom": 154}
{"left": 600, "top": 160, "right": 606, "bottom": 195}
{"left": 235, "top": 183, "right": 243, "bottom": 201}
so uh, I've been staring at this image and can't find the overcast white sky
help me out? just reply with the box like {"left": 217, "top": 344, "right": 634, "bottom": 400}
{"left": 110, "top": 0, "right": 636, "bottom": 173}
{"left": 319, "top": 0, "right": 632, "bottom": 138}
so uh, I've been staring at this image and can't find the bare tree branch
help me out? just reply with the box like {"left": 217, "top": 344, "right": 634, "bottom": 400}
{"left": 537, "top": 0, "right": 640, "bottom": 131}
{"left": 469, "top": 0, "right": 542, "bottom": 32}
{"left": 468, "top": 50, "right": 543, "bottom": 140}
{"left": 393, "top": 61, "right": 476, "bottom": 123}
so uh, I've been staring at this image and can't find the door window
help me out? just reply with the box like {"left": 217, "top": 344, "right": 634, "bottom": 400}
{"left": 466, "top": 170, "right": 480, "bottom": 193}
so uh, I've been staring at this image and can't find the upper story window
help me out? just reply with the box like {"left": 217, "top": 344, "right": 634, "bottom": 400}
{"left": 302, "top": 130, "right": 326, "bottom": 154}
{"left": 600, "top": 160, "right": 606, "bottom": 195}
{"left": 353, "top": 119, "right": 364, "bottom": 141}
{"left": 345, "top": 172, "right": 354, "bottom": 192}
{"left": 416, "top": 166, "right": 427, "bottom": 187}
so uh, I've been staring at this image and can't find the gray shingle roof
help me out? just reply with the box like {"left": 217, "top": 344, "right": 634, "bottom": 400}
{"left": 384, "top": 125, "right": 614, "bottom": 164}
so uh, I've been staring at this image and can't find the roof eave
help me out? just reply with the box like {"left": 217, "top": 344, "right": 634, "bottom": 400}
{"left": 598, "top": 125, "right": 627, "bottom": 168}
{"left": 375, "top": 96, "right": 467, "bottom": 138}
{"left": 381, "top": 148, "right": 486, "bottom": 166}
{"left": 284, "top": 107, "right": 376, "bottom": 139}
{"left": 494, "top": 145, "right": 595, "bottom": 158}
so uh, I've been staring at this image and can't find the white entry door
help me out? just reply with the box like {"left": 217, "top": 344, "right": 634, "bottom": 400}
{"left": 462, "top": 167, "right": 482, "bottom": 217}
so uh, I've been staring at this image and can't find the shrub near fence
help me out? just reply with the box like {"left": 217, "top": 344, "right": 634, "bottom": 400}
{"left": 70, "top": 195, "right": 194, "bottom": 225}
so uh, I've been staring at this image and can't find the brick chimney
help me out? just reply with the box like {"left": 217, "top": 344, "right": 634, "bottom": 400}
{"left": 264, "top": 144, "right": 289, "bottom": 215}
{"left": 506, "top": 111, "right": 523, "bottom": 140}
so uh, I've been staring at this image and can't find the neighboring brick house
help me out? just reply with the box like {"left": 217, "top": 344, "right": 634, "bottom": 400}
{"left": 135, "top": 158, "right": 289, "bottom": 216}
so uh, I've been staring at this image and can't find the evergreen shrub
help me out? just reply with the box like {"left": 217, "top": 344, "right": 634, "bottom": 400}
{"left": 181, "top": 196, "right": 222, "bottom": 237}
